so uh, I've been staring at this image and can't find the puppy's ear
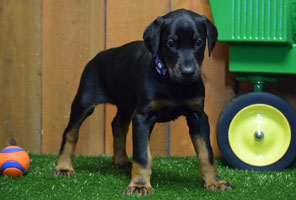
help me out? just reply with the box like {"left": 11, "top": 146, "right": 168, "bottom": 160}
{"left": 143, "top": 17, "right": 163, "bottom": 57}
{"left": 202, "top": 16, "right": 218, "bottom": 56}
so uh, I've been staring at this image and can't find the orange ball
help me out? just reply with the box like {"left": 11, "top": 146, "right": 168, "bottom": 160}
{"left": 0, "top": 146, "right": 30, "bottom": 177}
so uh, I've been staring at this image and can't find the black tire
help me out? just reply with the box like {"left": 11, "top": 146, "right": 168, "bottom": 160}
{"left": 218, "top": 92, "right": 296, "bottom": 171}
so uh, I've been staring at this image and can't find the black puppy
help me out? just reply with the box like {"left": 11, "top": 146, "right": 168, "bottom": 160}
{"left": 53, "top": 9, "right": 233, "bottom": 196}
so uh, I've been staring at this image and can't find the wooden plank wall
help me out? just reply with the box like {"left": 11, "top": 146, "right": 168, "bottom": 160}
{"left": 0, "top": 0, "right": 42, "bottom": 153}
{"left": 2, "top": 0, "right": 294, "bottom": 156}
{"left": 42, "top": 0, "right": 106, "bottom": 155}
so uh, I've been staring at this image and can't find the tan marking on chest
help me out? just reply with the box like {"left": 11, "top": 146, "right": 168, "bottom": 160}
{"left": 185, "top": 97, "right": 204, "bottom": 110}
{"left": 150, "top": 99, "right": 175, "bottom": 111}
{"left": 150, "top": 98, "right": 203, "bottom": 112}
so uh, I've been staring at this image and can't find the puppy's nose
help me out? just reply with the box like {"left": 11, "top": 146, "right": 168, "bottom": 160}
{"left": 181, "top": 67, "right": 195, "bottom": 77}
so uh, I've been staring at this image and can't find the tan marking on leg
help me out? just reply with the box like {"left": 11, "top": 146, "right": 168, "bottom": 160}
{"left": 113, "top": 126, "right": 130, "bottom": 169}
{"left": 191, "top": 136, "right": 233, "bottom": 191}
{"left": 54, "top": 129, "right": 79, "bottom": 177}
{"left": 125, "top": 145, "right": 154, "bottom": 196}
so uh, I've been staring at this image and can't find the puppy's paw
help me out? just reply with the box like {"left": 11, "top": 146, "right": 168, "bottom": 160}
{"left": 124, "top": 184, "right": 154, "bottom": 197}
{"left": 204, "top": 176, "right": 233, "bottom": 191}
{"left": 52, "top": 166, "right": 76, "bottom": 177}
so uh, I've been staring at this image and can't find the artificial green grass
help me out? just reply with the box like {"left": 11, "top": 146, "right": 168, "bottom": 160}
{"left": 1, "top": 155, "right": 296, "bottom": 200}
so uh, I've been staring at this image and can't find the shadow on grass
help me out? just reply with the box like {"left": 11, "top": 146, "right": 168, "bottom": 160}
{"left": 72, "top": 155, "right": 205, "bottom": 190}
{"left": 73, "top": 155, "right": 131, "bottom": 178}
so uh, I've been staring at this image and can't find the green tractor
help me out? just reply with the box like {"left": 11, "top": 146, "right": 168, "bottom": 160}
{"left": 210, "top": 0, "right": 296, "bottom": 171}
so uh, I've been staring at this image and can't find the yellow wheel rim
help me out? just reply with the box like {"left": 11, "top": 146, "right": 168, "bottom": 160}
{"left": 229, "top": 104, "right": 291, "bottom": 167}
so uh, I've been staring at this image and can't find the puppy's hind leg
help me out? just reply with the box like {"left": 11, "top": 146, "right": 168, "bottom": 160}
{"left": 112, "top": 109, "right": 132, "bottom": 170}
{"left": 53, "top": 94, "right": 96, "bottom": 177}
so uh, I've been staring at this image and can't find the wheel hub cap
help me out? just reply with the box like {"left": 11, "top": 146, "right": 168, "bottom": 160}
{"left": 229, "top": 104, "right": 291, "bottom": 167}
{"left": 254, "top": 130, "right": 264, "bottom": 140}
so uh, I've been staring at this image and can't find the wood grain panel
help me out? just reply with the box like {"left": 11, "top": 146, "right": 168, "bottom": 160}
{"left": 0, "top": 0, "right": 42, "bottom": 153}
{"left": 105, "top": 0, "right": 171, "bottom": 157}
{"left": 42, "top": 0, "right": 106, "bottom": 155}
{"left": 170, "top": 0, "right": 235, "bottom": 156}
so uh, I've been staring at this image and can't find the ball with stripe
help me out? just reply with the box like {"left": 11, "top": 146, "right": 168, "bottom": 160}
{"left": 0, "top": 146, "right": 30, "bottom": 177}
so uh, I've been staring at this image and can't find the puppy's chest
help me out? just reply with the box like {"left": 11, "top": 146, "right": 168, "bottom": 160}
{"left": 149, "top": 98, "right": 203, "bottom": 122}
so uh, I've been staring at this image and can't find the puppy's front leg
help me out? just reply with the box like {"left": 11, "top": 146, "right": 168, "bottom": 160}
{"left": 187, "top": 111, "right": 233, "bottom": 191}
{"left": 124, "top": 113, "right": 154, "bottom": 197}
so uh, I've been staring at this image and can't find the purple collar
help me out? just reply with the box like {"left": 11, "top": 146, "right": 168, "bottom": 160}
{"left": 154, "top": 54, "right": 167, "bottom": 76}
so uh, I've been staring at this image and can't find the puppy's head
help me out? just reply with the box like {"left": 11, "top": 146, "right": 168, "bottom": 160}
{"left": 143, "top": 9, "right": 218, "bottom": 83}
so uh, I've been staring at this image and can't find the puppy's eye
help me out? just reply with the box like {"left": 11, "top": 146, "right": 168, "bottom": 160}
{"left": 167, "top": 39, "right": 176, "bottom": 48}
{"left": 195, "top": 38, "right": 203, "bottom": 46}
